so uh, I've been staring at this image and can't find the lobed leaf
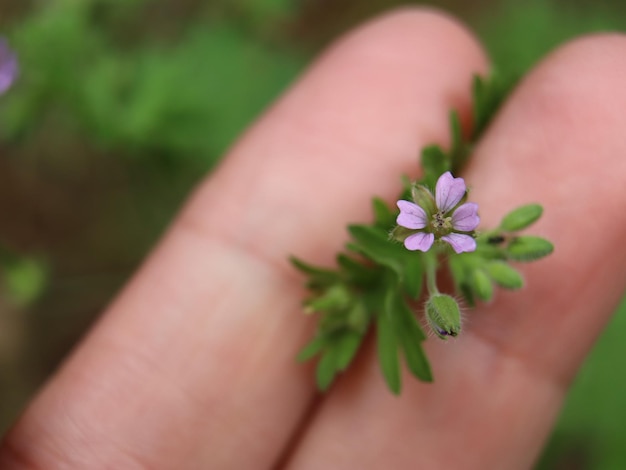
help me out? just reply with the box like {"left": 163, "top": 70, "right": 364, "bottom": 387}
{"left": 297, "top": 336, "right": 325, "bottom": 363}
{"left": 386, "top": 290, "right": 432, "bottom": 381}
{"left": 485, "top": 261, "right": 524, "bottom": 289}
{"left": 316, "top": 349, "right": 339, "bottom": 391}
{"left": 290, "top": 256, "right": 339, "bottom": 287}
{"left": 372, "top": 197, "right": 397, "bottom": 230}
{"left": 471, "top": 268, "right": 494, "bottom": 302}
{"left": 507, "top": 236, "right": 554, "bottom": 261}
{"left": 421, "top": 145, "right": 449, "bottom": 188}
{"left": 500, "top": 204, "right": 543, "bottom": 232}
{"left": 348, "top": 225, "right": 405, "bottom": 275}
{"left": 376, "top": 309, "right": 402, "bottom": 395}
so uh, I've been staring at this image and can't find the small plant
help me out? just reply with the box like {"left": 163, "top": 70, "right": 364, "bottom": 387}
{"left": 291, "top": 74, "right": 553, "bottom": 394}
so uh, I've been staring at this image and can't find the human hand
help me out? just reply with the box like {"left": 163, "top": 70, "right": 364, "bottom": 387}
{"left": 1, "top": 9, "right": 625, "bottom": 469}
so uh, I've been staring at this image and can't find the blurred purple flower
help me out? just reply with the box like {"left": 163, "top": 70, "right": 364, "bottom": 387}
{"left": 0, "top": 38, "right": 18, "bottom": 95}
{"left": 396, "top": 172, "right": 479, "bottom": 254}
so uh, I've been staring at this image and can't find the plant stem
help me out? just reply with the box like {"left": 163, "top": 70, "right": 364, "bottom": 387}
{"left": 424, "top": 250, "right": 440, "bottom": 295}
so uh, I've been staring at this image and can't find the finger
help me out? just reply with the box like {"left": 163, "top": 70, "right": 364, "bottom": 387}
{"left": 0, "top": 9, "right": 487, "bottom": 470}
{"left": 286, "top": 34, "right": 626, "bottom": 470}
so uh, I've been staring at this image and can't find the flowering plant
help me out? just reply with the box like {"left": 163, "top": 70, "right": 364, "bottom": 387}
{"left": 291, "top": 75, "right": 553, "bottom": 394}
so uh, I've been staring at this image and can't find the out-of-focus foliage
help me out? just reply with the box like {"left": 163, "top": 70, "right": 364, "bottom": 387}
{"left": 0, "top": 246, "right": 46, "bottom": 307}
{"left": 478, "top": 0, "right": 626, "bottom": 82}
{"left": 1, "top": 0, "right": 303, "bottom": 166}
{"left": 0, "top": 0, "right": 306, "bottom": 433}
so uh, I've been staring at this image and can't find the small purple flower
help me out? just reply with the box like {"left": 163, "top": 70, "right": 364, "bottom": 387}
{"left": 395, "top": 172, "right": 479, "bottom": 253}
{"left": 0, "top": 38, "right": 18, "bottom": 95}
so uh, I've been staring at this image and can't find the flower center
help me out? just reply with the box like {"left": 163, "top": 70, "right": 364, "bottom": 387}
{"left": 431, "top": 211, "right": 452, "bottom": 236}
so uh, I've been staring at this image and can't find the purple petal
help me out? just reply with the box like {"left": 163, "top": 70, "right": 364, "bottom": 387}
{"left": 441, "top": 233, "right": 476, "bottom": 254}
{"left": 435, "top": 171, "right": 466, "bottom": 213}
{"left": 451, "top": 202, "right": 480, "bottom": 231}
{"left": 404, "top": 232, "right": 434, "bottom": 252}
{"left": 0, "top": 39, "right": 18, "bottom": 95}
{"left": 396, "top": 200, "right": 428, "bottom": 229}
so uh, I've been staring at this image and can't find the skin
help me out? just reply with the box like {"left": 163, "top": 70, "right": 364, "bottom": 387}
{"left": 1, "top": 8, "right": 626, "bottom": 470}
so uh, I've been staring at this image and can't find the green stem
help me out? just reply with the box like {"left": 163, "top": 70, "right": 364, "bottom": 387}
{"left": 423, "top": 250, "right": 440, "bottom": 295}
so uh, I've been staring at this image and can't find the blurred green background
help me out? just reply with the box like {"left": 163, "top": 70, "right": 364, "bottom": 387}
{"left": 0, "top": 0, "right": 625, "bottom": 468}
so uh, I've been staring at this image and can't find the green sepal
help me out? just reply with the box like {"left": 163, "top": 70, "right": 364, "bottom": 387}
{"left": 484, "top": 261, "right": 524, "bottom": 289}
{"left": 411, "top": 183, "right": 437, "bottom": 215}
{"left": 500, "top": 204, "right": 543, "bottom": 232}
{"left": 507, "top": 236, "right": 554, "bottom": 261}
{"left": 390, "top": 225, "right": 414, "bottom": 243}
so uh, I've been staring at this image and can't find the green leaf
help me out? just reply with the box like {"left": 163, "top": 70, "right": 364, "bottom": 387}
{"left": 459, "top": 282, "right": 476, "bottom": 308}
{"left": 290, "top": 256, "right": 339, "bottom": 287}
{"left": 313, "top": 330, "right": 365, "bottom": 390}
{"left": 402, "top": 254, "right": 424, "bottom": 300}
{"left": 316, "top": 349, "right": 339, "bottom": 391}
{"left": 386, "top": 291, "right": 432, "bottom": 381}
{"left": 500, "top": 204, "right": 543, "bottom": 232}
{"left": 335, "top": 331, "right": 363, "bottom": 370}
{"left": 420, "top": 145, "right": 449, "bottom": 188}
{"left": 449, "top": 110, "right": 465, "bottom": 159}
{"left": 471, "top": 268, "right": 494, "bottom": 302}
{"left": 485, "top": 261, "right": 524, "bottom": 289}
{"left": 347, "top": 301, "right": 369, "bottom": 332}
{"left": 507, "top": 236, "right": 554, "bottom": 261}
{"left": 472, "top": 72, "right": 512, "bottom": 139}
{"left": 336, "top": 254, "right": 377, "bottom": 285}
{"left": 400, "top": 337, "right": 432, "bottom": 382}
{"left": 348, "top": 225, "right": 405, "bottom": 275}
{"left": 2, "top": 257, "right": 47, "bottom": 307}
{"left": 304, "top": 284, "right": 351, "bottom": 312}
{"left": 376, "top": 310, "right": 402, "bottom": 394}
{"left": 372, "top": 197, "right": 396, "bottom": 230}
{"left": 297, "top": 336, "right": 325, "bottom": 362}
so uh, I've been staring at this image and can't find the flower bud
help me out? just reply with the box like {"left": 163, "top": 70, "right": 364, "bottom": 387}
{"left": 425, "top": 294, "right": 461, "bottom": 340}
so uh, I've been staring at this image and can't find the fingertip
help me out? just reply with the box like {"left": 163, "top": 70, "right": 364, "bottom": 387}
{"left": 334, "top": 7, "right": 487, "bottom": 65}
{"left": 465, "top": 31, "right": 626, "bottom": 383}
{"left": 189, "top": 7, "right": 488, "bottom": 267}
